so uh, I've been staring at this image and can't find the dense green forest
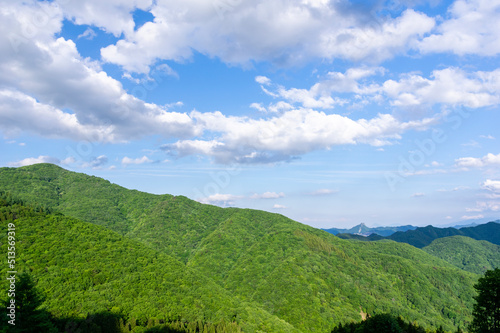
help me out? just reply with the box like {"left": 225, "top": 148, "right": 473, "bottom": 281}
{"left": 0, "top": 194, "right": 294, "bottom": 332}
{"left": 0, "top": 164, "right": 492, "bottom": 332}
{"left": 387, "top": 223, "right": 500, "bottom": 248}
{"left": 423, "top": 236, "right": 500, "bottom": 275}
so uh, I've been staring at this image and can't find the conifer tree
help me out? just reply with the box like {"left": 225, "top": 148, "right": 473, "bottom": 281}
{"left": 470, "top": 268, "right": 500, "bottom": 333}
{"left": 2, "top": 272, "right": 56, "bottom": 332}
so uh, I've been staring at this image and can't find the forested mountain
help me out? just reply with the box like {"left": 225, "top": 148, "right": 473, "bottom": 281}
{"left": 0, "top": 164, "right": 483, "bottom": 332}
{"left": 423, "top": 236, "right": 500, "bottom": 275}
{"left": 0, "top": 194, "right": 293, "bottom": 332}
{"left": 322, "top": 223, "right": 416, "bottom": 237}
{"left": 387, "top": 222, "right": 500, "bottom": 248}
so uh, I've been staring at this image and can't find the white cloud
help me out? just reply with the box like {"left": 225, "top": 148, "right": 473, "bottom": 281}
{"left": 100, "top": 2, "right": 435, "bottom": 73}
{"left": 412, "top": 192, "right": 425, "bottom": 197}
{"left": 162, "top": 109, "right": 437, "bottom": 163}
{"left": 250, "top": 192, "right": 285, "bottom": 199}
{"left": 0, "top": 89, "right": 115, "bottom": 141}
{"left": 250, "top": 103, "right": 267, "bottom": 113}
{"left": 8, "top": 155, "right": 60, "bottom": 167}
{"left": 273, "top": 204, "right": 287, "bottom": 209}
{"left": 57, "top": 0, "right": 153, "bottom": 37}
{"left": 255, "top": 76, "right": 271, "bottom": 85}
{"left": 382, "top": 68, "right": 500, "bottom": 108}
{"left": 419, "top": 0, "right": 500, "bottom": 56}
{"left": 461, "top": 214, "right": 484, "bottom": 220}
{"left": 318, "top": 9, "right": 435, "bottom": 63}
{"left": 0, "top": 2, "right": 198, "bottom": 143}
{"left": 309, "top": 189, "right": 337, "bottom": 196}
{"left": 78, "top": 27, "right": 97, "bottom": 40}
{"left": 3, "top": 1, "right": 499, "bottom": 168}
{"left": 455, "top": 153, "right": 500, "bottom": 168}
{"left": 258, "top": 67, "right": 382, "bottom": 110}
{"left": 198, "top": 193, "right": 243, "bottom": 206}
{"left": 464, "top": 180, "right": 500, "bottom": 214}
{"left": 82, "top": 155, "right": 109, "bottom": 169}
{"left": 267, "top": 102, "right": 294, "bottom": 113}
{"left": 61, "top": 157, "right": 76, "bottom": 165}
{"left": 258, "top": 67, "right": 500, "bottom": 111}
{"left": 122, "top": 156, "right": 153, "bottom": 165}
{"left": 461, "top": 140, "right": 480, "bottom": 148}
{"left": 482, "top": 179, "right": 500, "bottom": 193}
{"left": 466, "top": 203, "right": 500, "bottom": 213}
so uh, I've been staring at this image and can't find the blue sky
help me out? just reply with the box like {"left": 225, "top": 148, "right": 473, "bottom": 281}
{"left": 1, "top": 0, "right": 500, "bottom": 228}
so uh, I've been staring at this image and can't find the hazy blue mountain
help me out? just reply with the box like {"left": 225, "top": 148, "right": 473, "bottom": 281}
{"left": 322, "top": 223, "right": 416, "bottom": 237}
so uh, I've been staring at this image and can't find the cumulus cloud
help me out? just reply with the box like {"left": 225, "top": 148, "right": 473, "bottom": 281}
{"left": 258, "top": 68, "right": 380, "bottom": 109}
{"left": 482, "top": 179, "right": 500, "bottom": 193}
{"left": 122, "top": 156, "right": 153, "bottom": 165}
{"left": 0, "top": 2, "right": 198, "bottom": 143}
{"left": 258, "top": 67, "right": 500, "bottom": 111}
{"left": 0, "top": 89, "right": 115, "bottom": 141}
{"left": 250, "top": 192, "right": 285, "bottom": 199}
{"left": 273, "top": 204, "right": 287, "bottom": 209}
{"left": 198, "top": 193, "right": 243, "bottom": 206}
{"left": 56, "top": 0, "right": 153, "bottom": 37}
{"left": 3, "top": 1, "right": 499, "bottom": 167}
{"left": 100, "top": 1, "right": 435, "bottom": 73}
{"left": 464, "top": 180, "right": 500, "bottom": 214}
{"left": 455, "top": 153, "right": 500, "bottom": 168}
{"left": 162, "top": 108, "right": 437, "bottom": 164}
{"left": 382, "top": 68, "right": 500, "bottom": 108}
{"left": 419, "top": 0, "right": 500, "bottom": 56}
{"left": 8, "top": 155, "right": 61, "bottom": 167}
{"left": 255, "top": 76, "right": 272, "bottom": 85}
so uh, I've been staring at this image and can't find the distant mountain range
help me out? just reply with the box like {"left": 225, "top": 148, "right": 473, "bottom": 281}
{"left": 0, "top": 163, "right": 485, "bottom": 332}
{"left": 322, "top": 223, "right": 417, "bottom": 237}
{"left": 334, "top": 221, "right": 500, "bottom": 247}
{"left": 332, "top": 222, "right": 500, "bottom": 277}
{"left": 387, "top": 222, "right": 500, "bottom": 248}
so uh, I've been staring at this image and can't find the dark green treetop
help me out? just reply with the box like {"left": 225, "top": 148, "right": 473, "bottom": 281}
{"left": 470, "top": 268, "right": 500, "bottom": 333}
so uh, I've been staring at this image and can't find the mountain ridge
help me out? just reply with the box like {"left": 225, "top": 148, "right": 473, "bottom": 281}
{"left": 322, "top": 223, "right": 417, "bottom": 237}
{"left": 0, "top": 164, "right": 482, "bottom": 332}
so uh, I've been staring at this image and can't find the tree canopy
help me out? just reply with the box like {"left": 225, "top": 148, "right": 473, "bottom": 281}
{"left": 470, "top": 268, "right": 500, "bottom": 333}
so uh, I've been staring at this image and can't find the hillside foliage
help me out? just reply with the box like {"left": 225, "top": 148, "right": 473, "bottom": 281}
{"left": 423, "top": 236, "right": 500, "bottom": 275}
{"left": 0, "top": 164, "right": 489, "bottom": 332}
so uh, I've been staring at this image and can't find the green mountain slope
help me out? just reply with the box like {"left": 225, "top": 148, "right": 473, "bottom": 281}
{"left": 0, "top": 197, "right": 297, "bottom": 332}
{"left": 423, "top": 236, "right": 500, "bottom": 275}
{"left": 0, "top": 164, "right": 235, "bottom": 263}
{"left": 0, "top": 164, "right": 481, "bottom": 332}
{"left": 388, "top": 222, "right": 500, "bottom": 248}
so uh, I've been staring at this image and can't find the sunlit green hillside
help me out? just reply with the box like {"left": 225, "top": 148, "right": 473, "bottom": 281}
{"left": 423, "top": 236, "right": 500, "bottom": 275}
{"left": 0, "top": 164, "right": 482, "bottom": 332}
